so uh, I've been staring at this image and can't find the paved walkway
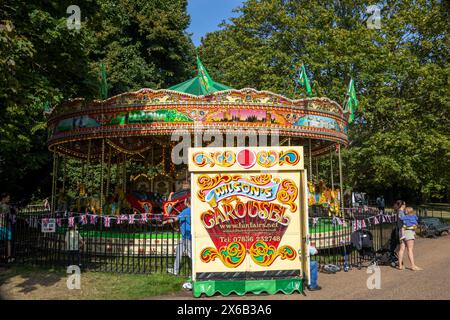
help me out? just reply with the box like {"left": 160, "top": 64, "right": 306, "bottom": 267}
{"left": 151, "top": 236, "right": 450, "bottom": 300}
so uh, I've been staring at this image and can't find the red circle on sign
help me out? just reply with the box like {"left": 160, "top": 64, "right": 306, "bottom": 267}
{"left": 237, "top": 149, "right": 256, "bottom": 169}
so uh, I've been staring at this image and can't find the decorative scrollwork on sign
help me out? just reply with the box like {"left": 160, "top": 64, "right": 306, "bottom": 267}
{"left": 213, "top": 151, "right": 236, "bottom": 167}
{"left": 196, "top": 174, "right": 241, "bottom": 202}
{"left": 200, "top": 242, "right": 246, "bottom": 268}
{"left": 249, "top": 241, "right": 297, "bottom": 267}
{"left": 279, "top": 149, "right": 300, "bottom": 166}
{"left": 256, "top": 150, "right": 279, "bottom": 168}
{"left": 193, "top": 151, "right": 214, "bottom": 167}
{"left": 192, "top": 151, "right": 236, "bottom": 167}
{"left": 277, "top": 179, "right": 298, "bottom": 212}
{"left": 248, "top": 174, "right": 273, "bottom": 185}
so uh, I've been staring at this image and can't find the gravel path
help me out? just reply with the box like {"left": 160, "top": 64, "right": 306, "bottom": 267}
{"left": 152, "top": 236, "right": 450, "bottom": 300}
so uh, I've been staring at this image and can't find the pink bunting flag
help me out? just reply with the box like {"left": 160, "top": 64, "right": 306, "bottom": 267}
{"left": 90, "top": 215, "right": 97, "bottom": 225}
{"left": 312, "top": 217, "right": 319, "bottom": 227}
{"left": 68, "top": 217, "right": 75, "bottom": 227}
{"left": 140, "top": 214, "right": 148, "bottom": 224}
{"left": 373, "top": 216, "right": 379, "bottom": 225}
{"left": 117, "top": 214, "right": 128, "bottom": 224}
{"left": 104, "top": 216, "right": 111, "bottom": 228}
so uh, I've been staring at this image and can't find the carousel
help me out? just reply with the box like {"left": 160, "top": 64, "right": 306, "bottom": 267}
{"left": 45, "top": 58, "right": 349, "bottom": 227}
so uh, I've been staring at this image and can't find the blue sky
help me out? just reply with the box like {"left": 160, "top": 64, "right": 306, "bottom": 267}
{"left": 187, "top": 0, "right": 244, "bottom": 47}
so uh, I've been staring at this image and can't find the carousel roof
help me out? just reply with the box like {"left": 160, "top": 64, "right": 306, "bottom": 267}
{"left": 46, "top": 58, "right": 349, "bottom": 161}
{"left": 168, "top": 57, "right": 232, "bottom": 95}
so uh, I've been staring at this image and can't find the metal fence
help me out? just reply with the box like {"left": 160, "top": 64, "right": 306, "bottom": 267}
{"left": 6, "top": 211, "right": 192, "bottom": 276}
{"left": 1, "top": 206, "right": 425, "bottom": 274}
{"left": 309, "top": 214, "right": 397, "bottom": 268}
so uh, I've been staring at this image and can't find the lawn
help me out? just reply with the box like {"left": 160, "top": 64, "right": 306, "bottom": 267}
{"left": 0, "top": 265, "right": 187, "bottom": 300}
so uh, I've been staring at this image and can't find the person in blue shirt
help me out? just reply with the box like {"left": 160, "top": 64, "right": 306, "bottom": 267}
{"left": 397, "top": 207, "right": 423, "bottom": 271}
{"left": 308, "top": 241, "right": 321, "bottom": 291}
{"left": 164, "top": 196, "right": 191, "bottom": 275}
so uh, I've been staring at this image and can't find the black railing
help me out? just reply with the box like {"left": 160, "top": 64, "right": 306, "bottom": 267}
{"left": 9, "top": 211, "right": 191, "bottom": 276}
{"left": 309, "top": 213, "right": 397, "bottom": 268}
{"left": 2, "top": 206, "right": 421, "bottom": 274}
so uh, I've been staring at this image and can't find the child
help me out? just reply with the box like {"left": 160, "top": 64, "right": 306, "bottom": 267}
{"left": 399, "top": 207, "right": 418, "bottom": 241}
{"left": 65, "top": 225, "right": 85, "bottom": 267}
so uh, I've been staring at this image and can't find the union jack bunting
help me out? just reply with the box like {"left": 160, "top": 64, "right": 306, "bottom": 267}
{"left": 361, "top": 219, "right": 367, "bottom": 228}
{"left": 117, "top": 214, "right": 128, "bottom": 224}
{"left": 312, "top": 217, "right": 319, "bottom": 227}
{"left": 89, "top": 214, "right": 97, "bottom": 225}
{"left": 140, "top": 213, "right": 148, "bottom": 224}
{"left": 104, "top": 216, "right": 111, "bottom": 228}
{"left": 373, "top": 216, "right": 379, "bottom": 225}
{"left": 68, "top": 217, "right": 75, "bottom": 227}
{"left": 80, "top": 214, "right": 88, "bottom": 225}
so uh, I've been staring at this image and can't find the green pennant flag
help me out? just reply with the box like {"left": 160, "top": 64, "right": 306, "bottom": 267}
{"left": 295, "top": 64, "right": 313, "bottom": 97}
{"left": 100, "top": 63, "right": 108, "bottom": 100}
{"left": 197, "top": 56, "right": 214, "bottom": 94}
{"left": 43, "top": 101, "right": 50, "bottom": 112}
{"left": 345, "top": 78, "right": 358, "bottom": 123}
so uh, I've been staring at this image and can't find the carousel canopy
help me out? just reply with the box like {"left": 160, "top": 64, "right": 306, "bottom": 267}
{"left": 46, "top": 58, "right": 349, "bottom": 161}
{"left": 168, "top": 57, "right": 232, "bottom": 95}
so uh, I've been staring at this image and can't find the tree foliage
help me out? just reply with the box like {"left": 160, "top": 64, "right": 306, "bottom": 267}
{"left": 198, "top": 0, "right": 449, "bottom": 203}
{"left": 0, "top": 0, "right": 194, "bottom": 203}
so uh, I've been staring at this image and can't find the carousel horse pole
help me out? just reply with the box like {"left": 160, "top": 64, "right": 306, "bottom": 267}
{"left": 100, "top": 138, "right": 105, "bottom": 215}
{"left": 338, "top": 143, "right": 344, "bottom": 214}
{"left": 308, "top": 139, "right": 313, "bottom": 183}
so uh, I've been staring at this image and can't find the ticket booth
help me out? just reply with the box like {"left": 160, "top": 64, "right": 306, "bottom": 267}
{"left": 188, "top": 146, "right": 310, "bottom": 297}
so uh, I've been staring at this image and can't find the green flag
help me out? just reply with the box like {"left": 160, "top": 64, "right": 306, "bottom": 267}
{"left": 197, "top": 56, "right": 214, "bottom": 93}
{"left": 43, "top": 101, "right": 50, "bottom": 112}
{"left": 345, "top": 78, "right": 358, "bottom": 123}
{"left": 100, "top": 63, "right": 108, "bottom": 99}
{"left": 294, "top": 64, "right": 312, "bottom": 97}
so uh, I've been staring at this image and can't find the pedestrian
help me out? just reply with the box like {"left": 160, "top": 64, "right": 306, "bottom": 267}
{"left": 376, "top": 195, "right": 385, "bottom": 213}
{"left": 0, "top": 192, "right": 13, "bottom": 262}
{"left": 307, "top": 241, "right": 321, "bottom": 291}
{"left": 397, "top": 207, "right": 422, "bottom": 271}
{"left": 64, "top": 224, "right": 85, "bottom": 267}
{"left": 164, "top": 197, "right": 191, "bottom": 277}
{"left": 394, "top": 200, "right": 407, "bottom": 240}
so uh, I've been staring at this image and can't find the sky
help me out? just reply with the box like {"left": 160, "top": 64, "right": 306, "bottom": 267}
{"left": 187, "top": 0, "right": 244, "bottom": 47}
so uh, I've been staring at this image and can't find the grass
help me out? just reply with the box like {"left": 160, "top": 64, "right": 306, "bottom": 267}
{"left": 0, "top": 265, "right": 187, "bottom": 300}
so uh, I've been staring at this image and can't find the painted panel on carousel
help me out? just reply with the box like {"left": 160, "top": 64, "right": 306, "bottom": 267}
{"left": 188, "top": 147, "right": 303, "bottom": 172}
{"left": 294, "top": 115, "right": 340, "bottom": 131}
{"left": 55, "top": 115, "right": 100, "bottom": 133}
{"left": 204, "top": 109, "right": 287, "bottom": 125}
{"left": 107, "top": 109, "right": 193, "bottom": 125}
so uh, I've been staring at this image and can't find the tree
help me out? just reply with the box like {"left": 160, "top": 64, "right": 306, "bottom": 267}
{"left": 0, "top": 0, "right": 195, "bottom": 203}
{"left": 198, "top": 0, "right": 450, "bottom": 203}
